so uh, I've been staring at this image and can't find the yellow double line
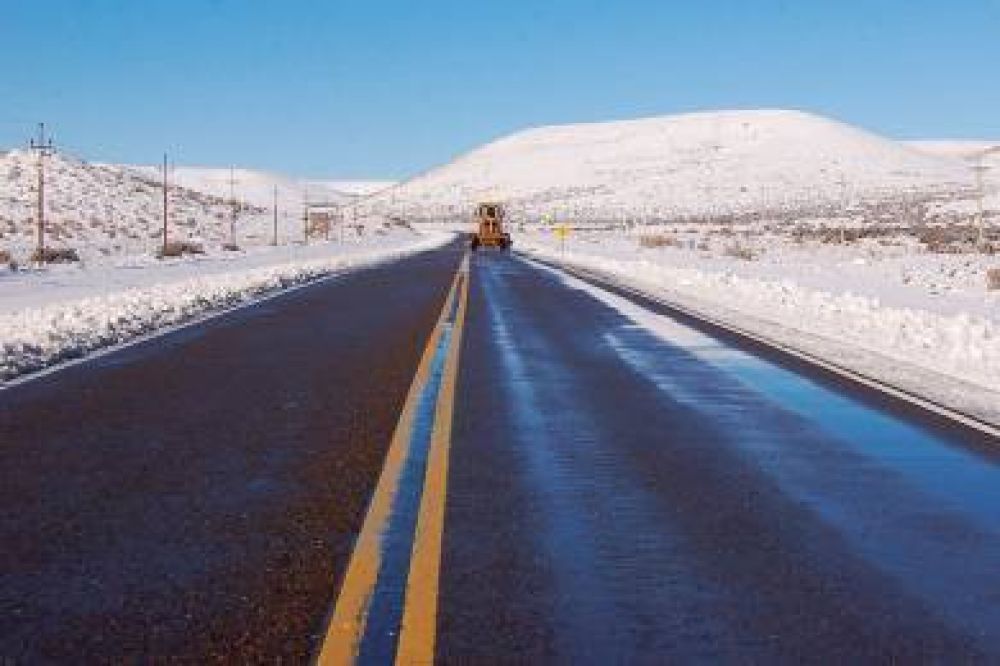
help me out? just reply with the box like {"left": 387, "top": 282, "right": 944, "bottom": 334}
{"left": 318, "top": 253, "right": 470, "bottom": 665}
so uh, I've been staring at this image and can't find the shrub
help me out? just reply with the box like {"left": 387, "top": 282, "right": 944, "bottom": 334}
{"left": 919, "top": 225, "right": 975, "bottom": 254}
{"left": 156, "top": 240, "right": 205, "bottom": 259}
{"left": 30, "top": 247, "right": 80, "bottom": 264}
{"left": 988, "top": 268, "right": 1000, "bottom": 291}
{"left": 221, "top": 242, "right": 242, "bottom": 252}
{"left": 638, "top": 234, "right": 681, "bottom": 249}
{"left": 0, "top": 249, "right": 12, "bottom": 268}
{"left": 724, "top": 244, "right": 756, "bottom": 261}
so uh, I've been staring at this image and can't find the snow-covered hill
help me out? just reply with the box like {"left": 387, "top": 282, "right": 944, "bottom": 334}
{"left": 0, "top": 150, "right": 263, "bottom": 261}
{"left": 905, "top": 140, "right": 1000, "bottom": 212}
{"left": 367, "top": 109, "right": 976, "bottom": 222}
{"left": 905, "top": 140, "right": 1000, "bottom": 161}
{"left": 0, "top": 151, "right": 400, "bottom": 264}
{"left": 318, "top": 180, "right": 395, "bottom": 197}
{"left": 128, "top": 167, "right": 395, "bottom": 210}
{"left": 128, "top": 166, "right": 359, "bottom": 210}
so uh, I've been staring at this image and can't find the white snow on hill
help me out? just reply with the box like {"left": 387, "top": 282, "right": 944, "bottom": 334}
{"left": 905, "top": 140, "right": 1000, "bottom": 213}
{"left": 0, "top": 150, "right": 250, "bottom": 262}
{"left": 318, "top": 180, "right": 395, "bottom": 196}
{"left": 906, "top": 140, "right": 1000, "bottom": 161}
{"left": 0, "top": 150, "right": 400, "bottom": 264}
{"left": 128, "top": 166, "right": 384, "bottom": 210}
{"left": 128, "top": 167, "right": 395, "bottom": 211}
{"left": 370, "top": 109, "right": 976, "bottom": 222}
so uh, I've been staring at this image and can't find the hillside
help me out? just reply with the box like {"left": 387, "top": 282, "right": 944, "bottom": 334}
{"left": 0, "top": 150, "right": 268, "bottom": 261}
{"left": 905, "top": 140, "right": 1000, "bottom": 161}
{"left": 366, "top": 109, "right": 976, "bottom": 222}
{"left": 0, "top": 153, "right": 398, "bottom": 264}
{"left": 127, "top": 166, "right": 392, "bottom": 210}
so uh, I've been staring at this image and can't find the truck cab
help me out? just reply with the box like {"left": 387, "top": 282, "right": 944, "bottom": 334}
{"left": 471, "top": 202, "right": 512, "bottom": 250}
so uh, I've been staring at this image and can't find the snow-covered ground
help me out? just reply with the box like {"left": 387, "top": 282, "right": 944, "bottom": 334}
{"left": 519, "top": 227, "right": 1000, "bottom": 424}
{"left": 365, "top": 110, "right": 994, "bottom": 224}
{"left": 0, "top": 229, "right": 451, "bottom": 382}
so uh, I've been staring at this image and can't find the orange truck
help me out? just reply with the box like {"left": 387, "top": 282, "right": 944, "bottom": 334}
{"left": 470, "top": 202, "right": 512, "bottom": 250}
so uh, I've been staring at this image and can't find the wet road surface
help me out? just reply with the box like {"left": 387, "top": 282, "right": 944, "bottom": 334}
{"left": 0, "top": 243, "right": 463, "bottom": 661}
{"left": 438, "top": 252, "right": 1000, "bottom": 663}
{"left": 3, "top": 243, "right": 1000, "bottom": 663}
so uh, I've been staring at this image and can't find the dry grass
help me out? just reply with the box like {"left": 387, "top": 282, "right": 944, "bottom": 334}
{"left": 723, "top": 243, "right": 756, "bottom": 261}
{"left": 156, "top": 240, "right": 205, "bottom": 259}
{"left": 30, "top": 247, "right": 80, "bottom": 264}
{"left": 988, "top": 268, "right": 1000, "bottom": 291}
{"left": 918, "top": 225, "right": 979, "bottom": 254}
{"left": 638, "top": 234, "right": 681, "bottom": 249}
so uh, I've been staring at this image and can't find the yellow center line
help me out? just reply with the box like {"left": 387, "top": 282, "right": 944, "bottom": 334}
{"left": 316, "top": 252, "right": 469, "bottom": 666}
{"left": 394, "top": 253, "right": 470, "bottom": 665}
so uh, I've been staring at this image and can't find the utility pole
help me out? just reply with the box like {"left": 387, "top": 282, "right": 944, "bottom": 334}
{"left": 974, "top": 161, "right": 987, "bottom": 250}
{"left": 229, "top": 166, "right": 238, "bottom": 246}
{"left": 837, "top": 174, "right": 849, "bottom": 245}
{"left": 971, "top": 146, "right": 1000, "bottom": 251}
{"left": 302, "top": 185, "right": 310, "bottom": 244}
{"left": 272, "top": 184, "right": 279, "bottom": 246}
{"left": 29, "top": 123, "right": 55, "bottom": 263}
{"left": 161, "top": 153, "right": 169, "bottom": 255}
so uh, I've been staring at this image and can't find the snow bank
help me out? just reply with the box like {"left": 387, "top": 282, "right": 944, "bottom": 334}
{"left": 0, "top": 233, "right": 451, "bottom": 381}
{"left": 521, "top": 237, "right": 1000, "bottom": 423}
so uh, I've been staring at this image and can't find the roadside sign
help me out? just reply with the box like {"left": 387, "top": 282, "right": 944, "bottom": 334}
{"left": 554, "top": 224, "right": 570, "bottom": 254}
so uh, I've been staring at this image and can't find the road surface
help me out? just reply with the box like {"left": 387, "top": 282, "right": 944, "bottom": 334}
{"left": 2, "top": 242, "right": 999, "bottom": 662}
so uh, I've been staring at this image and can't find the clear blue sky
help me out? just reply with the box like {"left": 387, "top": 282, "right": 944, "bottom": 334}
{"left": 2, "top": 0, "right": 999, "bottom": 179}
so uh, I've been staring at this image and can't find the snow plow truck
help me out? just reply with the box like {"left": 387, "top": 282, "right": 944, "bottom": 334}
{"left": 470, "top": 202, "right": 511, "bottom": 250}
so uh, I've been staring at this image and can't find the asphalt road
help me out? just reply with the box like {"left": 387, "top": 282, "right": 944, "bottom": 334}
{"left": 437, "top": 251, "right": 1000, "bottom": 663}
{"left": 0, "top": 242, "right": 463, "bottom": 661}
{"left": 3, "top": 242, "right": 1000, "bottom": 663}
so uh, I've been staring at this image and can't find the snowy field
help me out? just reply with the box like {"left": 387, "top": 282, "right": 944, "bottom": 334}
{"left": 520, "top": 227, "right": 1000, "bottom": 424}
{"left": 0, "top": 230, "right": 451, "bottom": 382}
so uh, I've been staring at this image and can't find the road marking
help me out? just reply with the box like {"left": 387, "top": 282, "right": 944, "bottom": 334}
{"left": 317, "top": 253, "right": 469, "bottom": 665}
{"left": 394, "top": 254, "right": 469, "bottom": 664}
